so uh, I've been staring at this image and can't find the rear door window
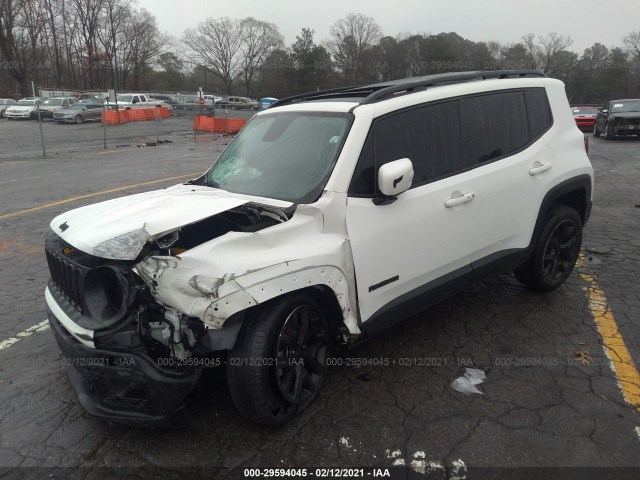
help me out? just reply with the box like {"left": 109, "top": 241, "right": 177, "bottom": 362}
{"left": 460, "top": 91, "right": 529, "bottom": 167}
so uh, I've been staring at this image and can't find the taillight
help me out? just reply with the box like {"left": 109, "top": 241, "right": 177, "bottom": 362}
{"left": 584, "top": 136, "right": 589, "bottom": 155}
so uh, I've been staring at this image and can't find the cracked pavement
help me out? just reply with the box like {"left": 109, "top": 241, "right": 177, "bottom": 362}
{"left": 0, "top": 118, "right": 639, "bottom": 479}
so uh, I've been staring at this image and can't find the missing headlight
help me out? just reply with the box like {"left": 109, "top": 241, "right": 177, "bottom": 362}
{"left": 83, "top": 266, "right": 130, "bottom": 323}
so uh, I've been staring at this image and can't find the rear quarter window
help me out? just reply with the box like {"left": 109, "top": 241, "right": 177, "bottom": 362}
{"left": 524, "top": 89, "right": 553, "bottom": 139}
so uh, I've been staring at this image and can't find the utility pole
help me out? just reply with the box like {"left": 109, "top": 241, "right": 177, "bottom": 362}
{"left": 108, "top": 1, "right": 119, "bottom": 120}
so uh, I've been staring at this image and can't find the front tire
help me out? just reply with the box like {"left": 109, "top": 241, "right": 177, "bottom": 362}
{"left": 514, "top": 206, "right": 583, "bottom": 292}
{"left": 227, "top": 293, "right": 332, "bottom": 426}
{"left": 604, "top": 122, "right": 614, "bottom": 140}
{"left": 74, "top": 115, "right": 83, "bottom": 124}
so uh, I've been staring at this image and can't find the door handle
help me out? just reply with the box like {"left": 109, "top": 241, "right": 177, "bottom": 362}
{"left": 529, "top": 162, "right": 552, "bottom": 176}
{"left": 444, "top": 192, "right": 475, "bottom": 208}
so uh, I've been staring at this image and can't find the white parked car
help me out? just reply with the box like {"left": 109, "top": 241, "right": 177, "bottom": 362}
{"left": 5, "top": 98, "right": 43, "bottom": 119}
{"left": 39, "top": 97, "right": 78, "bottom": 118}
{"left": 45, "top": 70, "right": 593, "bottom": 425}
{"left": 202, "top": 94, "right": 223, "bottom": 105}
{"left": 0, "top": 98, "right": 17, "bottom": 118}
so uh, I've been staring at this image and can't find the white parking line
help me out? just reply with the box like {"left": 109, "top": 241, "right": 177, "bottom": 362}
{"left": 0, "top": 319, "right": 50, "bottom": 351}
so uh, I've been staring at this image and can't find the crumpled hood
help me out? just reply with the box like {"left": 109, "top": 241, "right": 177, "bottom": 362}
{"left": 50, "top": 184, "right": 292, "bottom": 261}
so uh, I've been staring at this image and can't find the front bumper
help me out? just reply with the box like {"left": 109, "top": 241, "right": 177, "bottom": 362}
{"left": 5, "top": 112, "right": 33, "bottom": 119}
{"left": 613, "top": 124, "right": 640, "bottom": 135}
{"left": 48, "top": 310, "right": 201, "bottom": 423}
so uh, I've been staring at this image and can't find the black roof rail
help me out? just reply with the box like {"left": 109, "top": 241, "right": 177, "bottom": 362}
{"left": 269, "top": 84, "right": 388, "bottom": 109}
{"left": 270, "top": 70, "right": 546, "bottom": 108}
{"left": 363, "top": 69, "right": 545, "bottom": 104}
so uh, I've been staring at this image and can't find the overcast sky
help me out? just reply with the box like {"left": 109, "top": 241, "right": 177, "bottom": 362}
{"left": 138, "top": 0, "right": 639, "bottom": 54}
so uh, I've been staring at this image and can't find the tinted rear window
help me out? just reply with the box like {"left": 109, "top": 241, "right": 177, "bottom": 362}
{"left": 460, "top": 92, "right": 529, "bottom": 166}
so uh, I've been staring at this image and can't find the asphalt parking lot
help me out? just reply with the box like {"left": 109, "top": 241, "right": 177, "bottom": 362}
{"left": 0, "top": 116, "right": 639, "bottom": 479}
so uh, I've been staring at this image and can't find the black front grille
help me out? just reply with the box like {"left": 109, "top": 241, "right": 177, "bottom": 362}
{"left": 46, "top": 249, "right": 85, "bottom": 312}
{"left": 45, "top": 235, "right": 108, "bottom": 314}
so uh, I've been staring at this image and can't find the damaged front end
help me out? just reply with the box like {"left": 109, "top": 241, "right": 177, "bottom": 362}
{"left": 45, "top": 234, "right": 205, "bottom": 422}
{"left": 44, "top": 195, "right": 293, "bottom": 422}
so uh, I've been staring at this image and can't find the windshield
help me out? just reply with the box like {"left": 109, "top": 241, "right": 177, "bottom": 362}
{"left": 610, "top": 100, "right": 640, "bottom": 113}
{"left": 17, "top": 100, "right": 35, "bottom": 106}
{"left": 206, "top": 112, "right": 352, "bottom": 203}
{"left": 116, "top": 95, "right": 133, "bottom": 102}
{"left": 572, "top": 107, "right": 598, "bottom": 115}
{"left": 44, "top": 99, "right": 63, "bottom": 106}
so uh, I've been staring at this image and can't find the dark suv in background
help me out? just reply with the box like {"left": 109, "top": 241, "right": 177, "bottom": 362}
{"left": 594, "top": 99, "right": 640, "bottom": 139}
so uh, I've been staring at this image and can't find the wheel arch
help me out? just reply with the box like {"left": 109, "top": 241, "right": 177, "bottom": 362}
{"left": 530, "top": 174, "right": 592, "bottom": 250}
{"left": 201, "top": 265, "right": 360, "bottom": 337}
{"left": 198, "top": 285, "right": 349, "bottom": 354}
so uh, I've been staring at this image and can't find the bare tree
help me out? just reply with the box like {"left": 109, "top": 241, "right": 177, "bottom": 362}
{"left": 623, "top": 30, "right": 640, "bottom": 57}
{"left": 117, "top": 8, "right": 168, "bottom": 89}
{"left": 623, "top": 30, "right": 640, "bottom": 80}
{"left": 521, "top": 33, "right": 542, "bottom": 69}
{"left": 182, "top": 17, "right": 242, "bottom": 94}
{"left": 538, "top": 32, "right": 574, "bottom": 75}
{"left": 328, "top": 12, "right": 382, "bottom": 83}
{"left": 70, "top": 0, "right": 106, "bottom": 88}
{"left": 0, "top": 0, "right": 47, "bottom": 94}
{"left": 239, "top": 17, "right": 283, "bottom": 96}
{"left": 485, "top": 40, "right": 503, "bottom": 68}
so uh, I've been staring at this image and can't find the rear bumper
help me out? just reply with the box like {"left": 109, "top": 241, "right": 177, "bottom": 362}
{"left": 575, "top": 120, "right": 595, "bottom": 131}
{"left": 48, "top": 310, "right": 201, "bottom": 423}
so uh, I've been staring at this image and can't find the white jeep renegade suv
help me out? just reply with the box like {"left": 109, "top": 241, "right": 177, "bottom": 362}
{"left": 45, "top": 70, "right": 593, "bottom": 425}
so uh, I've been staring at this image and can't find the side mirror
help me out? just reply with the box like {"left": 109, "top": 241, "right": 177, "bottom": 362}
{"left": 374, "top": 158, "right": 414, "bottom": 205}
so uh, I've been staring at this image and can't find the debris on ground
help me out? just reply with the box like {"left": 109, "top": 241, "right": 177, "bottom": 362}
{"left": 585, "top": 246, "right": 612, "bottom": 255}
{"left": 572, "top": 351, "right": 592, "bottom": 365}
{"left": 451, "top": 368, "right": 486, "bottom": 395}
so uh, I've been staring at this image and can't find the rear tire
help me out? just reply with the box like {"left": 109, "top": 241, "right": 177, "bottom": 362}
{"left": 514, "top": 206, "right": 582, "bottom": 292}
{"left": 74, "top": 115, "right": 83, "bottom": 124}
{"left": 227, "top": 293, "right": 332, "bottom": 426}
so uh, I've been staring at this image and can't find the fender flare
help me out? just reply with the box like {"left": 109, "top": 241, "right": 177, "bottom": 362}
{"left": 529, "top": 174, "right": 592, "bottom": 252}
{"left": 202, "top": 265, "right": 360, "bottom": 335}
